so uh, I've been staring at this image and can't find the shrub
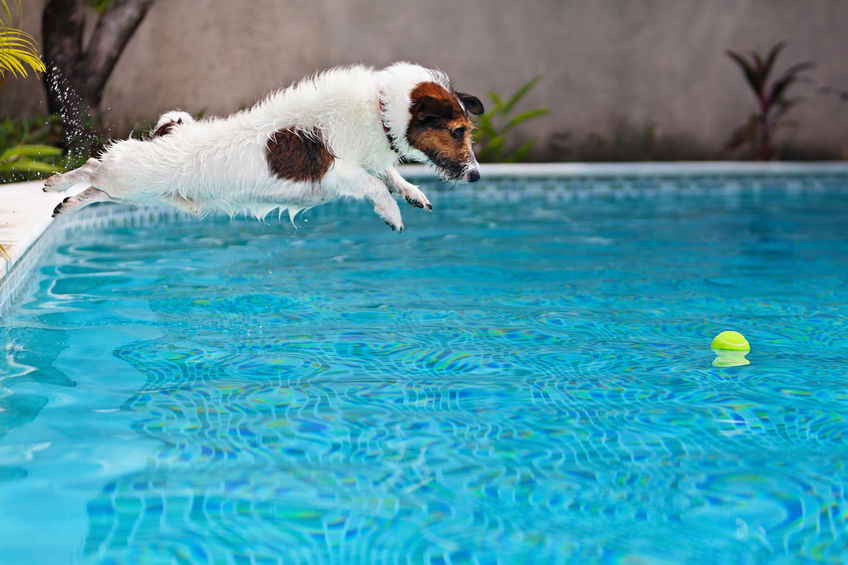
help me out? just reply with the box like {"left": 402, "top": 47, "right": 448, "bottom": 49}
{"left": 474, "top": 75, "right": 549, "bottom": 163}
{"left": 723, "top": 41, "right": 814, "bottom": 160}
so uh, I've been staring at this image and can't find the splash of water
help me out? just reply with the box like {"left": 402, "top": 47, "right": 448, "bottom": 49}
{"left": 46, "top": 66, "right": 108, "bottom": 160}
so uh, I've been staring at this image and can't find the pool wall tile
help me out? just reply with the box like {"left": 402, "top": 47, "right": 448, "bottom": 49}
{"left": 2, "top": 162, "right": 847, "bottom": 315}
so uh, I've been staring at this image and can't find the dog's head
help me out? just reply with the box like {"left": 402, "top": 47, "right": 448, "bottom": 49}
{"left": 405, "top": 82, "right": 484, "bottom": 182}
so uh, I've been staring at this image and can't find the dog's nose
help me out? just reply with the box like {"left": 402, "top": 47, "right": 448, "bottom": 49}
{"left": 468, "top": 169, "right": 480, "bottom": 183}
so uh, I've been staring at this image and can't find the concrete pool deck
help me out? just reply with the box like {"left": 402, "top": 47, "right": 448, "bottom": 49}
{"left": 2, "top": 161, "right": 847, "bottom": 306}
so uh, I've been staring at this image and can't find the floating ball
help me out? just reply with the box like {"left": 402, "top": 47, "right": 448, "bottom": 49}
{"left": 711, "top": 331, "right": 750, "bottom": 352}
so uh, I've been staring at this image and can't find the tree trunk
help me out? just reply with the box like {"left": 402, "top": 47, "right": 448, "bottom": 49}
{"left": 41, "top": 0, "right": 154, "bottom": 155}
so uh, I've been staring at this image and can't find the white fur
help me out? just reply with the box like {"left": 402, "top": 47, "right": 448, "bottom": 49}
{"left": 44, "top": 62, "right": 480, "bottom": 231}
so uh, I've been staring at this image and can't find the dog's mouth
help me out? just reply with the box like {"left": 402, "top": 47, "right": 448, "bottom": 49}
{"left": 438, "top": 164, "right": 480, "bottom": 183}
{"left": 430, "top": 155, "right": 480, "bottom": 183}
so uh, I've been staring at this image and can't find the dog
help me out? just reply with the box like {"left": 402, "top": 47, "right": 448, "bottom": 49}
{"left": 43, "top": 62, "right": 484, "bottom": 232}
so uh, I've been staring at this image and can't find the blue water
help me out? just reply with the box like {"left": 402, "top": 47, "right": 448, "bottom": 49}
{"left": 1, "top": 184, "right": 847, "bottom": 564}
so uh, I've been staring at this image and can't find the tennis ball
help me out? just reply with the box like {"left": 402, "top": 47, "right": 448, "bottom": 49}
{"left": 711, "top": 331, "right": 750, "bottom": 352}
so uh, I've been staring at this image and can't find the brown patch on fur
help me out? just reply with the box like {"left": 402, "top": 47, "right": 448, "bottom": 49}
{"left": 152, "top": 119, "right": 182, "bottom": 138}
{"left": 406, "top": 82, "right": 477, "bottom": 179}
{"left": 265, "top": 128, "right": 334, "bottom": 182}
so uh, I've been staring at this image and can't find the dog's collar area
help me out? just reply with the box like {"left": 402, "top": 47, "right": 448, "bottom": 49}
{"left": 378, "top": 91, "right": 403, "bottom": 157}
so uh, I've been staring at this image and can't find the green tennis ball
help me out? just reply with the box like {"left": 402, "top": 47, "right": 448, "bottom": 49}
{"left": 711, "top": 331, "right": 750, "bottom": 352}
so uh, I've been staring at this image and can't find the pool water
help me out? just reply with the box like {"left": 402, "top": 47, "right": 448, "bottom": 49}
{"left": 1, "top": 183, "right": 847, "bottom": 563}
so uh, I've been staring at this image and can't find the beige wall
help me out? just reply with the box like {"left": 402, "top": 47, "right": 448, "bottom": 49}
{"left": 4, "top": 0, "right": 848, "bottom": 159}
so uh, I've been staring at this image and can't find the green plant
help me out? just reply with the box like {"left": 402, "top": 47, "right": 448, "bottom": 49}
{"left": 0, "top": 0, "right": 45, "bottom": 80}
{"left": 723, "top": 41, "right": 814, "bottom": 160}
{"left": 474, "top": 75, "right": 549, "bottom": 163}
{"left": 0, "top": 114, "right": 74, "bottom": 182}
{"left": 0, "top": 144, "right": 63, "bottom": 179}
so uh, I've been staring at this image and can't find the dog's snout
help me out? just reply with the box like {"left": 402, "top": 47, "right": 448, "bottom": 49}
{"left": 468, "top": 169, "right": 480, "bottom": 183}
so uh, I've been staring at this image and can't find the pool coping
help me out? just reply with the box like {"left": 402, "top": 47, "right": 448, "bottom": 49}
{"left": 2, "top": 161, "right": 847, "bottom": 313}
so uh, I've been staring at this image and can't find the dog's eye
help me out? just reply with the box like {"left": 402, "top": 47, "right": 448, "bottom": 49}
{"left": 450, "top": 127, "right": 466, "bottom": 140}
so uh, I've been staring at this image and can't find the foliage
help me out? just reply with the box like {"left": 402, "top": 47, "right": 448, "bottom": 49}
{"left": 0, "top": 144, "right": 63, "bottom": 178}
{"left": 0, "top": 0, "right": 45, "bottom": 79}
{"left": 0, "top": 114, "right": 74, "bottom": 183}
{"left": 474, "top": 75, "right": 549, "bottom": 163}
{"left": 723, "top": 41, "right": 814, "bottom": 160}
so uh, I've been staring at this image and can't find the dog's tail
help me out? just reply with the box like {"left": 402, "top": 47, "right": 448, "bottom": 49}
{"left": 151, "top": 110, "right": 194, "bottom": 138}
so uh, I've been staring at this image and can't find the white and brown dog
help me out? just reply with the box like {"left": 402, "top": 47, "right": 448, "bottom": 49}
{"left": 44, "top": 62, "right": 484, "bottom": 231}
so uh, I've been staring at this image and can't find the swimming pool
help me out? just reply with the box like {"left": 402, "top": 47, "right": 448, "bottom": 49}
{"left": 1, "top": 168, "right": 847, "bottom": 563}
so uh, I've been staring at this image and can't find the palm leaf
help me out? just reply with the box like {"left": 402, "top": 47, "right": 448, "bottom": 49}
{"left": 0, "top": 51, "right": 26, "bottom": 75}
{"left": 0, "top": 27, "right": 45, "bottom": 77}
{"left": 0, "top": 1, "right": 17, "bottom": 28}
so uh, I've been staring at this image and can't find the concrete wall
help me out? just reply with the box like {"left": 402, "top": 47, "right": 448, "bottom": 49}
{"left": 4, "top": 0, "right": 848, "bottom": 160}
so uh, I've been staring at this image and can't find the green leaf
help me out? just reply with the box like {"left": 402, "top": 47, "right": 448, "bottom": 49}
{"left": 0, "top": 144, "right": 62, "bottom": 160}
{"left": 475, "top": 114, "right": 496, "bottom": 139}
{"left": 505, "top": 138, "right": 537, "bottom": 163}
{"left": 475, "top": 75, "right": 547, "bottom": 162}
{"left": 0, "top": 26, "right": 45, "bottom": 76}
{"left": 506, "top": 108, "right": 549, "bottom": 130}
{"left": 0, "top": 158, "right": 62, "bottom": 174}
{"left": 477, "top": 134, "right": 506, "bottom": 161}
{"left": 487, "top": 91, "right": 506, "bottom": 113}
{"left": 503, "top": 75, "right": 543, "bottom": 115}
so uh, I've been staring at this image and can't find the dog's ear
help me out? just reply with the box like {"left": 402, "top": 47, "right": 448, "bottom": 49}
{"left": 412, "top": 95, "right": 455, "bottom": 124}
{"left": 456, "top": 92, "right": 484, "bottom": 115}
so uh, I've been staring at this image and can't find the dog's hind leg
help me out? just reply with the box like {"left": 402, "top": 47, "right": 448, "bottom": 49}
{"left": 52, "top": 186, "right": 113, "bottom": 217}
{"left": 43, "top": 158, "right": 100, "bottom": 193}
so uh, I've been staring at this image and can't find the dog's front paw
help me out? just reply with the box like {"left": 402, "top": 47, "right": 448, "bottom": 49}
{"left": 52, "top": 196, "right": 71, "bottom": 217}
{"left": 403, "top": 186, "right": 432, "bottom": 211}
{"left": 376, "top": 200, "right": 404, "bottom": 232}
{"left": 384, "top": 219, "right": 404, "bottom": 232}
{"left": 43, "top": 173, "right": 64, "bottom": 193}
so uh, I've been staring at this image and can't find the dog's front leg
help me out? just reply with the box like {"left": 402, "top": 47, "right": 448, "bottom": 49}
{"left": 329, "top": 166, "right": 404, "bottom": 231}
{"left": 384, "top": 167, "right": 432, "bottom": 211}
{"left": 364, "top": 177, "right": 404, "bottom": 232}
{"left": 52, "top": 186, "right": 113, "bottom": 217}
{"left": 43, "top": 158, "right": 100, "bottom": 193}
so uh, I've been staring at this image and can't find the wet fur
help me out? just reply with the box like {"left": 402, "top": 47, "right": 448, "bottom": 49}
{"left": 44, "top": 62, "right": 483, "bottom": 231}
